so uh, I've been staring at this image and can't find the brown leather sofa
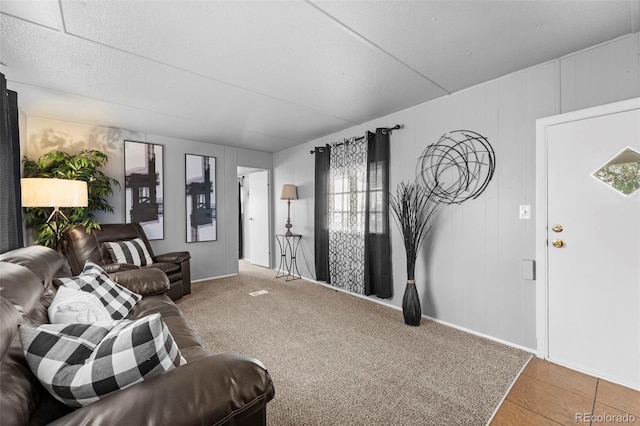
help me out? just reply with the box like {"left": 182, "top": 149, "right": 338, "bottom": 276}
{"left": 0, "top": 245, "right": 275, "bottom": 425}
{"left": 65, "top": 223, "right": 191, "bottom": 301}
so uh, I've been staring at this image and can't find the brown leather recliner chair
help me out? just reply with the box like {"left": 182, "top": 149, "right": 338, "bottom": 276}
{"left": 65, "top": 223, "right": 191, "bottom": 300}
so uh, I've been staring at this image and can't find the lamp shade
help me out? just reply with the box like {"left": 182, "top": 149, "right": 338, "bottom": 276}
{"left": 280, "top": 184, "right": 298, "bottom": 200}
{"left": 21, "top": 178, "right": 88, "bottom": 208}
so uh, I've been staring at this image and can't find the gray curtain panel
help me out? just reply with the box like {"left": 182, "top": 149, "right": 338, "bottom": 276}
{"left": 0, "top": 72, "right": 23, "bottom": 253}
{"left": 314, "top": 146, "right": 331, "bottom": 282}
{"left": 364, "top": 129, "right": 392, "bottom": 298}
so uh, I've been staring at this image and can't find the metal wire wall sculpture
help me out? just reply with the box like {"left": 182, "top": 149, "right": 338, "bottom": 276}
{"left": 391, "top": 129, "right": 495, "bottom": 326}
{"left": 417, "top": 130, "right": 496, "bottom": 205}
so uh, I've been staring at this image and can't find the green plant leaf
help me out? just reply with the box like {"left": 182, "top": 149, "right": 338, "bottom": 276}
{"left": 22, "top": 149, "right": 119, "bottom": 249}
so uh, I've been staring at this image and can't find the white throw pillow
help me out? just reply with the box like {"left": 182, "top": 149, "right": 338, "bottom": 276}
{"left": 49, "top": 286, "right": 111, "bottom": 324}
{"left": 57, "top": 261, "right": 142, "bottom": 320}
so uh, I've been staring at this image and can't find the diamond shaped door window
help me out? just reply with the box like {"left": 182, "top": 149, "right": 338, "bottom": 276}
{"left": 592, "top": 146, "right": 640, "bottom": 197}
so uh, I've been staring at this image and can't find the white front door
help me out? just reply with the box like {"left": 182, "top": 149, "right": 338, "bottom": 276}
{"left": 248, "top": 170, "right": 270, "bottom": 268}
{"left": 543, "top": 102, "right": 640, "bottom": 389}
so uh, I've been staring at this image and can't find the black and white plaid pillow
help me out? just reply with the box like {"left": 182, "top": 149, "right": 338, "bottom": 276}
{"left": 57, "top": 261, "right": 141, "bottom": 320}
{"left": 19, "top": 313, "right": 182, "bottom": 407}
{"left": 103, "top": 238, "right": 153, "bottom": 266}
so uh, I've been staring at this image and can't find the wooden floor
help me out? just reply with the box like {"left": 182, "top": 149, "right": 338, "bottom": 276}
{"left": 491, "top": 358, "right": 639, "bottom": 425}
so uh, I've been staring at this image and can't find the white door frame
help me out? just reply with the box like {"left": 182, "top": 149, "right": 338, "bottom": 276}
{"left": 535, "top": 97, "right": 640, "bottom": 359}
{"left": 248, "top": 169, "right": 271, "bottom": 268}
{"left": 238, "top": 167, "right": 272, "bottom": 268}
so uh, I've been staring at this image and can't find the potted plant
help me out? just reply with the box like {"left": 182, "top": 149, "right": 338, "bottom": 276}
{"left": 389, "top": 181, "right": 439, "bottom": 326}
{"left": 22, "top": 150, "right": 120, "bottom": 249}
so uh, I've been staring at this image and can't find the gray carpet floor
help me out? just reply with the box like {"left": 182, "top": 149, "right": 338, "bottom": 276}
{"left": 176, "top": 261, "right": 531, "bottom": 426}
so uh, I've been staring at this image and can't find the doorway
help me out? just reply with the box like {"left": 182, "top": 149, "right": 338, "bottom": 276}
{"left": 536, "top": 98, "right": 640, "bottom": 390}
{"left": 238, "top": 167, "right": 271, "bottom": 268}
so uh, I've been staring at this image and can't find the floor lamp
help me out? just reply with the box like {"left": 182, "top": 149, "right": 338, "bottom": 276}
{"left": 21, "top": 178, "right": 88, "bottom": 252}
{"left": 280, "top": 184, "right": 298, "bottom": 236}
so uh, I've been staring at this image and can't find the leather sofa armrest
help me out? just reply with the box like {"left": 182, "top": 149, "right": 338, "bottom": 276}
{"left": 109, "top": 269, "right": 170, "bottom": 296}
{"left": 102, "top": 263, "right": 139, "bottom": 274}
{"left": 47, "top": 354, "right": 275, "bottom": 426}
{"left": 155, "top": 251, "right": 191, "bottom": 264}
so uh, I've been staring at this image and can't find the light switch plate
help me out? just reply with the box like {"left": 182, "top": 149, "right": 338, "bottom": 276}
{"left": 519, "top": 205, "right": 531, "bottom": 220}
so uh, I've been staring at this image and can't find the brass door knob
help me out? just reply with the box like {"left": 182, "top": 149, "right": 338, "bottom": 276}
{"left": 552, "top": 224, "right": 563, "bottom": 233}
{"left": 552, "top": 239, "right": 565, "bottom": 248}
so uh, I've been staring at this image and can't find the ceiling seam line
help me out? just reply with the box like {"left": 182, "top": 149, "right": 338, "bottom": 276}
{"left": 56, "top": 27, "right": 362, "bottom": 127}
{"left": 0, "top": 12, "right": 360, "bottom": 127}
{"left": 0, "top": 12, "right": 60, "bottom": 32}
{"left": 304, "top": 0, "right": 451, "bottom": 95}
{"left": 236, "top": 130, "right": 301, "bottom": 142}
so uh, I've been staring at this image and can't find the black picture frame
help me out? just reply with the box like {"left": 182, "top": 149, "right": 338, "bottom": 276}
{"left": 124, "top": 140, "right": 164, "bottom": 240}
{"left": 185, "top": 154, "right": 217, "bottom": 242}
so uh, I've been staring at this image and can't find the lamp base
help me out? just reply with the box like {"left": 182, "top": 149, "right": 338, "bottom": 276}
{"left": 284, "top": 198, "right": 293, "bottom": 236}
{"left": 47, "top": 208, "right": 67, "bottom": 254}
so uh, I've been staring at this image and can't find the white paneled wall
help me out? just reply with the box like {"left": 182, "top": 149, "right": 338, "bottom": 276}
{"left": 561, "top": 35, "right": 639, "bottom": 113}
{"left": 23, "top": 117, "right": 272, "bottom": 281}
{"left": 273, "top": 33, "right": 640, "bottom": 349}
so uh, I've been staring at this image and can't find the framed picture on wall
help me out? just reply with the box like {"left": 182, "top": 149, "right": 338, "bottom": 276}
{"left": 124, "top": 140, "right": 164, "bottom": 240}
{"left": 185, "top": 154, "right": 217, "bottom": 242}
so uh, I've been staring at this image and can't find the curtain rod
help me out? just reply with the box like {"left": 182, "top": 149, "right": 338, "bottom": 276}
{"left": 310, "top": 124, "right": 402, "bottom": 154}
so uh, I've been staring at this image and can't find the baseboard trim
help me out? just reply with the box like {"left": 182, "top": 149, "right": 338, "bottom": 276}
{"left": 192, "top": 273, "right": 238, "bottom": 283}
{"left": 421, "top": 315, "right": 536, "bottom": 355}
{"left": 297, "top": 274, "right": 536, "bottom": 355}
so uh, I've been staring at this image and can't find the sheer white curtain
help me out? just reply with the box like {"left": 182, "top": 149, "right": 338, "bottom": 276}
{"left": 327, "top": 137, "right": 367, "bottom": 294}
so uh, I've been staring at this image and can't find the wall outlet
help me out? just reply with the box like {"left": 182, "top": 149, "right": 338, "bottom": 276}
{"left": 522, "top": 259, "right": 536, "bottom": 280}
{"left": 519, "top": 205, "right": 531, "bottom": 220}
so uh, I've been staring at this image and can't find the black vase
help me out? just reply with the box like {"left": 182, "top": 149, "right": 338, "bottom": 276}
{"left": 402, "top": 281, "right": 421, "bottom": 326}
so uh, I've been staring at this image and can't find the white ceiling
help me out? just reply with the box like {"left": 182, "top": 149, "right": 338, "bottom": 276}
{"left": 1, "top": 1, "right": 639, "bottom": 153}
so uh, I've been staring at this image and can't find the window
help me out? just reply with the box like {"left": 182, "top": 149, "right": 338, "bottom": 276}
{"left": 368, "top": 160, "right": 386, "bottom": 234}
{"left": 592, "top": 146, "right": 640, "bottom": 197}
{"left": 328, "top": 140, "right": 367, "bottom": 235}
{"left": 315, "top": 129, "right": 392, "bottom": 297}
{"left": 329, "top": 170, "right": 366, "bottom": 233}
